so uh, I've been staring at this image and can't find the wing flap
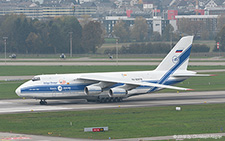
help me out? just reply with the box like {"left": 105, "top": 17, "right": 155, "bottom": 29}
{"left": 78, "top": 75, "right": 191, "bottom": 91}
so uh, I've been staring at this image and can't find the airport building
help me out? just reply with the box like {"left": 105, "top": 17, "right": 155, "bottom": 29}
{"left": 205, "top": 7, "right": 225, "bottom": 15}
{"left": 0, "top": 4, "right": 97, "bottom": 20}
{"left": 102, "top": 16, "right": 174, "bottom": 35}
{"left": 175, "top": 15, "right": 219, "bottom": 35}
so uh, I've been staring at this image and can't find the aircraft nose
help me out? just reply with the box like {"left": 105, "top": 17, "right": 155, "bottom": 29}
{"left": 15, "top": 87, "right": 21, "bottom": 96}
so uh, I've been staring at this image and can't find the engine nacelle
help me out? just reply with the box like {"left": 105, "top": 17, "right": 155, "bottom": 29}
{"left": 109, "top": 88, "right": 127, "bottom": 97}
{"left": 84, "top": 85, "right": 102, "bottom": 95}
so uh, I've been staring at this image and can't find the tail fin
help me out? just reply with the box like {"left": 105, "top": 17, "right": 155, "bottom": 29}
{"left": 155, "top": 36, "right": 194, "bottom": 72}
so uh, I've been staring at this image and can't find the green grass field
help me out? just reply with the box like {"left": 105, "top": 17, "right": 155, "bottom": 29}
{"left": 0, "top": 81, "right": 25, "bottom": 99}
{"left": 0, "top": 104, "right": 225, "bottom": 139}
{"left": 0, "top": 65, "right": 156, "bottom": 76}
{"left": 1, "top": 65, "right": 225, "bottom": 76}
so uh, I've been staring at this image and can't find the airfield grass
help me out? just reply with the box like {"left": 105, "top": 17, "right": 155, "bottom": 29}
{"left": 0, "top": 65, "right": 157, "bottom": 76}
{"left": 0, "top": 104, "right": 225, "bottom": 139}
{"left": 1, "top": 65, "right": 225, "bottom": 76}
{"left": 0, "top": 81, "right": 25, "bottom": 99}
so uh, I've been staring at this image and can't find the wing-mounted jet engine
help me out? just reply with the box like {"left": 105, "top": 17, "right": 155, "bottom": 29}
{"left": 109, "top": 84, "right": 138, "bottom": 97}
{"left": 84, "top": 82, "right": 114, "bottom": 95}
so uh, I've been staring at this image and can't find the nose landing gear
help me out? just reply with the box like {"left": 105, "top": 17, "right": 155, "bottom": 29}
{"left": 40, "top": 100, "right": 47, "bottom": 105}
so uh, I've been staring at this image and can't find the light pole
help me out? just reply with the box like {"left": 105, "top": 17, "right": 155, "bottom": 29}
{"left": 69, "top": 32, "right": 73, "bottom": 58}
{"left": 116, "top": 38, "right": 118, "bottom": 66}
{"left": 3, "top": 37, "right": 8, "bottom": 64}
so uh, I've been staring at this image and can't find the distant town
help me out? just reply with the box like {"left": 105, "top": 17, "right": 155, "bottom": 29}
{"left": 0, "top": 0, "right": 225, "bottom": 40}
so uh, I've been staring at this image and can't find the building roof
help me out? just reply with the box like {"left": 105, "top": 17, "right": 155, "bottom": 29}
{"left": 97, "top": 2, "right": 116, "bottom": 8}
{"left": 81, "top": 2, "right": 97, "bottom": 7}
{"left": 176, "top": 15, "right": 218, "bottom": 19}
{"left": 161, "top": 0, "right": 173, "bottom": 7}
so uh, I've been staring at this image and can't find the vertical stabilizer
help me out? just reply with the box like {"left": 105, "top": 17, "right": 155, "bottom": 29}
{"left": 155, "top": 36, "right": 194, "bottom": 71}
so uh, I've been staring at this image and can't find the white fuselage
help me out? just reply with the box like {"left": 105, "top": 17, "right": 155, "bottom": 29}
{"left": 15, "top": 70, "right": 191, "bottom": 100}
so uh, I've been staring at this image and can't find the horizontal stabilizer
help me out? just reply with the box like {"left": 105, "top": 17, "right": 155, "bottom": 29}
{"left": 172, "top": 74, "right": 214, "bottom": 77}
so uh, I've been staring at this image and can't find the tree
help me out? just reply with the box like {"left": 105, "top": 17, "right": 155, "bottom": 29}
{"left": 14, "top": 16, "right": 32, "bottom": 53}
{"left": 0, "top": 14, "right": 18, "bottom": 52}
{"left": 217, "top": 14, "right": 225, "bottom": 32}
{"left": 113, "top": 20, "right": 130, "bottom": 42}
{"left": 0, "top": 15, "right": 86, "bottom": 54}
{"left": 130, "top": 17, "right": 148, "bottom": 42}
{"left": 25, "top": 32, "right": 42, "bottom": 54}
{"left": 177, "top": 18, "right": 203, "bottom": 37}
{"left": 200, "top": 30, "right": 210, "bottom": 40}
{"left": 82, "top": 21, "right": 104, "bottom": 53}
{"left": 32, "top": 19, "right": 50, "bottom": 53}
{"left": 162, "top": 24, "right": 174, "bottom": 41}
{"left": 79, "top": 15, "right": 92, "bottom": 27}
{"left": 0, "top": 14, "right": 34, "bottom": 53}
{"left": 151, "top": 32, "right": 161, "bottom": 41}
{"left": 47, "top": 21, "right": 64, "bottom": 53}
{"left": 60, "top": 16, "right": 83, "bottom": 54}
{"left": 215, "top": 26, "right": 225, "bottom": 51}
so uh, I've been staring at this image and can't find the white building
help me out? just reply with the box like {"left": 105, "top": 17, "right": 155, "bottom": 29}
{"left": 153, "top": 16, "right": 162, "bottom": 35}
{"left": 79, "top": 0, "right": 96, "bottom": 4}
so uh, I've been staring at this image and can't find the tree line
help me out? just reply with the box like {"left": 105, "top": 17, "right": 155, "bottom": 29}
{"left": 0, "top": 14, "right": 224, "bottom": 54}
{"left": 0, "top": 14, "right": 103, "bottom": 54}
{"left": 215, "top": 15, "right": 225, "bottom": 52}
{"left": 113, "top": 17, "right": 179, "bottom": 43}
{"left": 104, "top": 43, "right": 210, "bottom": 54}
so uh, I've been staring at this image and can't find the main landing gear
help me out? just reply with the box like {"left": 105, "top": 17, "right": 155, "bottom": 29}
{"left": 98, "top": 97, "right": 123, "bottom": 103}
{"left": 40, "top": 99, "right": 47, "bottom": 105}
{"left": 87, "top": 97, "right": 123, "bottom": 103}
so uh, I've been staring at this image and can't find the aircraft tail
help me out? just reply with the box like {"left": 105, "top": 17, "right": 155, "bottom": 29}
{"left": 155, "top": 36, "right": 194, "bottom": 72}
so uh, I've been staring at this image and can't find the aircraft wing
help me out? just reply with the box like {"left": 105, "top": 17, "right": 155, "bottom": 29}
{"left": 78, "top": 75, "right": 192, "bottom": 91}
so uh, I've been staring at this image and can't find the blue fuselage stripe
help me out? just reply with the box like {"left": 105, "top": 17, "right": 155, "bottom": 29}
{"left": 20, "top": 79, "right": 185, "bottom": 95}
{"left": 149, "top": 45, "right": 192, "bottom": 92}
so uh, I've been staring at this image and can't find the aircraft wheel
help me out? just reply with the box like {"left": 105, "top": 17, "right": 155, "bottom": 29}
{"left": 86, "top": 99, "right": 93, "bottom": 102}
{"left": 105, "top": 98, "right": 110, "bottom": 103}
{"left": 99, "top": 98, "right": 105, "bottom": 103}
{"left": 113, "top": 98, "right": 118, "bottom": 102}
{"left": 40, "top": 100, "right": 47, "bottom": 105}
{"left": 109, "top": 98, "right": 114, "bottom": 102}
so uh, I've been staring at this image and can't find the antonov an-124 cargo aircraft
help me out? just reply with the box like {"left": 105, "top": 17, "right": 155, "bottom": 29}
{"left": 15, "top": 36, "right": 210, "bottom": 105}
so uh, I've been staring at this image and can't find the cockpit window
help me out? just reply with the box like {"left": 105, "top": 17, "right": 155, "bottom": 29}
{"left": 32, "top": 77, "right": 40, "bottom": 81}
